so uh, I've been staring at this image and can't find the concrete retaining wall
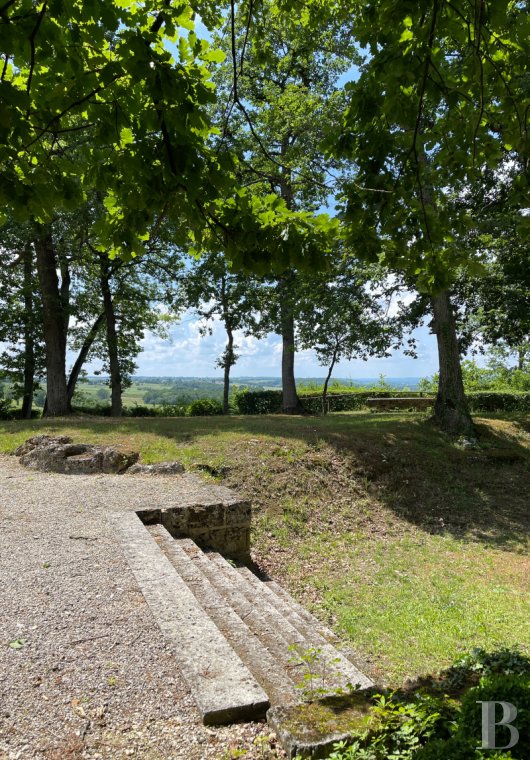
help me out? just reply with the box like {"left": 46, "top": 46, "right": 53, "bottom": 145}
{"left": 137, "top": 500, "right": 251, "bottom": 559}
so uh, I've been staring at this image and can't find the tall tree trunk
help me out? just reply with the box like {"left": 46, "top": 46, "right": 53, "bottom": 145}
{"left": 279, "top": 277, "right": 301, "bottom": 414}
{"left": 277, "top": 136, "right": 302, "bottom": 414}
{"left": 222, "top": 327, "right": 235, "bottom": 415}
{"left": 21, "top": 244, "right": 35, "bottom": 419}
{"left": 431, "top": 290, "right": 474, "bottom": 436}
{"left": 322, "top": 345, "right": 339, "bottom": 415}
{"left": 99, "top": 257, "right": 122, "bottom": 417}
{"left": 34, "top": 229, "right": 69, "bottom": 417}
{"left": 59, "top": 254, "right": 71, "bottom": 338}
{"left": 66, "top": 312, "right": 105, "bottom": 409}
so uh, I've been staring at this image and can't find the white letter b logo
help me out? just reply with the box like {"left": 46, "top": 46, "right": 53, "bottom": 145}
{"left": 478, "top": 701, "right": 519, "bottom": 750}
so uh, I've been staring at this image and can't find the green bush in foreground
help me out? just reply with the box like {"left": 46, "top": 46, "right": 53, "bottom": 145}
{"left": 317, "top": 650, "right": 530, "bottom": 760}
{"left": 414, "top": 737, "right": 513, "bottom": 759}
{"left": 456, "top": 675, "right": 530, "bottom": 759}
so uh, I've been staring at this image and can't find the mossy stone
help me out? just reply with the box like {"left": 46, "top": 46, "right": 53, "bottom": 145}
{"left": 267, "top": 692, "right": 378, "bottom": 759}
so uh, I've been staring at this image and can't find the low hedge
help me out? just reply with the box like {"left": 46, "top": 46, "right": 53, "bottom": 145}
{"left": 466, "top": 392, "right": 530, "bottom": 413}
{"left": 188, "top": 398, "right": 223, "bottom": 416}
{"left": 232, "top": 389, "right": 530, "bottom": 415}
{"left": 3, "top": 390, "right": 529, "bottom": 420}
{"left": 232, "top": 388, "right": 283, "bottom": 414}
{"left": 72, "top": 401, "right": 217, "bottom": 417}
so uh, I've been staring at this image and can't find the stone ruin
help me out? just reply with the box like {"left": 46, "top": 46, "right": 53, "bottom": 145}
{"left": 13, "top": 435, "right": 249, "bottom": 557}
{"left": 14, "top": 435, "right": 140, "bottom": 474}
{"left": 14, "top": 435, "right": 186, "bottom": 476}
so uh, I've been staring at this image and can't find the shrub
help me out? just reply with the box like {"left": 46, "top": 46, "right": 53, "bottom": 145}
{"left": 0, "top": 395, "right": 13, "bottom": 420}
{"left": 9, "top": 408, "right": 41, "bottom": 420}
{"left": 456, "top": 674, "right": 530, "bottom": 759}
{"left": 466, "top": 393, "right": 530, "bottom": 413}
{"left": 414, "top": 737, "right": 513, "bottom": 759}
{"left": 232, "top": 388, "right": 282, "bottom": 414}
{"left": 72, "top": 403, "right": 112, "bottom": 416}
{"left": 311, "top": 650, "right": 528, "bottom": 760}
{"left": 188, "top": 398, "right": 223, "bottom": 416}
{"left": 442, "top": 648, "right": 530, "bottom": 691}
{"left": 124, "top": 404, "right": 159, "bottom": 417}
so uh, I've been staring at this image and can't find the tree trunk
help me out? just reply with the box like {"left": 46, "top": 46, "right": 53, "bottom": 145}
{"left": 431, "top": 290, "right": 474, "bottom": 436}
{"left": 66, "top": 312, "right": 105, "bottom": 409}
{"left": 277, "top": 137, "right": 302, "bottom": 414}
{"left": 59, "top": 254, "right": 71, "bottom": 338}
{"left": 322, "top": 346, "right": 338, "bottom": 415}
{"left": 34, "top": 230, "right": 69, "bottom": 417}
{"left": 99, "top": 257, "right": 122, "bottom": 417}
{"left": 279, "top": 279, "right": 301, "bottom": 414}
{"left": 21, "top": 244, "right": 35, "bottom": 419}
{"left": 222, "top": 327, "right": 235, "bottom": 415}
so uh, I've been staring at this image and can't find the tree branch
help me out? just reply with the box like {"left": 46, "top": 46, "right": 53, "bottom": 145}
{"left": 26, "top": 1, "right": 47, "bottom": 95}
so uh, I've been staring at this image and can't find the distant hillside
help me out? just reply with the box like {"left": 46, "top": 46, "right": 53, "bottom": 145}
{"left": 76, "top": 375, "right": 422, "bottom": 408}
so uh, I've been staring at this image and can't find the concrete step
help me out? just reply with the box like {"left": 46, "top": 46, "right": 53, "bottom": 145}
{"left": 239, "top": 567, "right": 339, "bottom": 644}
{"left": 114, "top": 512, "right": 269, "bottom": 725}
{"left": 174, "top": 538, "right": 309, "bottom": 686}
{"left": 208, "top": 552, "right": 374, "bottom": 692}
{"left": 263, "top": 578, "right": 339, "bottom": 643}
{"left": 149, "top": 524, "right": 299, "bottom": 706}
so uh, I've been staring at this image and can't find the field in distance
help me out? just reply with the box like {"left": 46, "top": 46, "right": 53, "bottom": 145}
{"left": 72, "top": 375, "right": 422, "bottom": 409}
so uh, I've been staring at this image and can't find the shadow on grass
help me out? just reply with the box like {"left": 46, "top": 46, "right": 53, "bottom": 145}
{"left": 1, "top": 411, "right": 529, "bottom": 551}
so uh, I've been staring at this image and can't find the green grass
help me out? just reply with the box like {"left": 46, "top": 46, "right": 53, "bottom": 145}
{"left": 304, "top": 533, "right": 529, "bottom": 683}
{"left": 1, "top": 410, "right": 529, "bottom": 685}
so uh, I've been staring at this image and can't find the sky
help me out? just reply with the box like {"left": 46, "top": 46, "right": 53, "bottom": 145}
{"left": 80, "top": 316, "right": 440, "bottom": 380}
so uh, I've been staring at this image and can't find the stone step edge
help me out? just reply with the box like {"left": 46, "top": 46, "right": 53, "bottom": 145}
{"left": 175, "top": 538, "right": 311, "bottom": 685}
{"left": 238, "top": 567, "right": 339, "bottom": 645}
{"left": 112, "top": 512, "right": 269, "bottom": 725}
{"left": 207, "top": 551, "right": 374, "bottom": 692}
{"left": 149, "top": 524, "right": 300, "bottom": 707}
{"left": 264, "top": 578, "right": 373, "bottom": 680}
{"left": 263, "top": 578, "right": 340, "bottom": 642}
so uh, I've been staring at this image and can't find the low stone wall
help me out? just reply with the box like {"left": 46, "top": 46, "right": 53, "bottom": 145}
{"left": 137, "top": 499, "right": 251, "bottom": 559}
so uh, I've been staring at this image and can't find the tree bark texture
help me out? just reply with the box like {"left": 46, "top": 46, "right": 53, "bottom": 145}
{"left": 21, "top": 244, "right": 35, "bottom": 419}
{"left": 99, "top": 257, "right": 122, "bottom": 417}
{"left": 431, "top": 289, "right": 474, "bottom": 436}
{"left": 34, "top": 230, "right": 69, "bottom": 417}
{"left": 322, "top": 345, "right": 339, "bottom": 415}
{"left": 279, "top": 278, "right": 302, "bottom": 414}
{"left": 222, "top": 327, "right": 235, "bottom": 415}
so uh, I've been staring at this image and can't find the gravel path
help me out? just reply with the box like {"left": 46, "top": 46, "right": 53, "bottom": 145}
{"left": 0, "top": 455, "right": 284, "bottom": 760}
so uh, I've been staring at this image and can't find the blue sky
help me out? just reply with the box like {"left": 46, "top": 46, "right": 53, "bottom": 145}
{"left": 82, "top": 316, "right": 439, "bottom": 380}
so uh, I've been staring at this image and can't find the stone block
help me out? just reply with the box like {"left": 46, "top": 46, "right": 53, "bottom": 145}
{"left": 221, "top": 527, "right": 250, "bottom": 558}
{"left": 127, "top": 461, "right": 185, "bottom": 475}
{"left": 137, "top": 508, "right": 162, "bottom": 525}
{"left": 224, "top": 501, "right": 252, "bottom": 527}
{"left": 186, "top": 528, "right": 214, "bottom": 549}
{"left": 161, "top": 507, "right": 189, "bottom": 536}
{"left": 186, "top": 503, "right": 224, "bottom": 529}
{"left": 267, "top": 693, "right": 378, "bottom": 759}
{"left": 16, "top": 437, "right": 138, "bottom": 474}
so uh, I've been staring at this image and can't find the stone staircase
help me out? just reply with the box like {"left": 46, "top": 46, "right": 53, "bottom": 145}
{"left": 115, "top": 512, "right": 373, "bottom": 726}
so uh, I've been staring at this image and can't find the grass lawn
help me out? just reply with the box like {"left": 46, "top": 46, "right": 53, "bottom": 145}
{"left": 1, "top": 411, "right": 528, "bottom": 686}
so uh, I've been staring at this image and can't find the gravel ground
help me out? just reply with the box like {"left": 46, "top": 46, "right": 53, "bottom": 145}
{"left": 0, "top": 455, "right": 285, "bottom": 760}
